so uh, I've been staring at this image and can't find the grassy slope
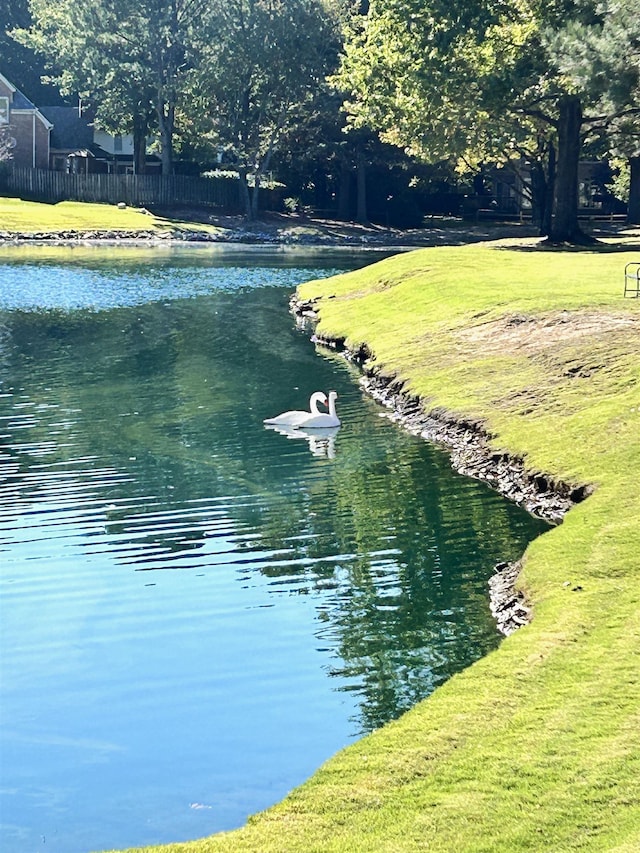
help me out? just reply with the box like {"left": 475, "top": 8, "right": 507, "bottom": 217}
{"left": 0, "top": 197, "right": 219, "bottom": 234}
{"left": 108, "top": 243, "right": 640, "bottom": 852}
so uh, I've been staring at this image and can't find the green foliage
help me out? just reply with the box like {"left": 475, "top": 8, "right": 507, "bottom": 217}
{"left": 607, "top": 156, "right": 630, "bottom": 202}
{"left": 335, "top": 0, "right": 539, "bottom": 161}
{"left": 14, "top": 0, "right": 210, "bottom": 172}
{"left": 0, "top": 0, "right": 64, "bottom": 103}
{"left": 14, "top": 0, "right": 345, "bottom": 190}
{"left": 334, "top": 0, "right": 640, "bottom": 240}
{"left": 189, "top": 0, "right": 342, "bottom": 217}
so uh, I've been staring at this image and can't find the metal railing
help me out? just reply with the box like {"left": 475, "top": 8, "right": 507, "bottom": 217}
{"left": 624, "top": 262, "right": 640, "bottom": 297}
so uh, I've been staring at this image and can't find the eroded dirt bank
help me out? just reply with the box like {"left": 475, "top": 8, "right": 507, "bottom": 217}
{"left": 291, "top": 293, "right": 594, "bottom": 635}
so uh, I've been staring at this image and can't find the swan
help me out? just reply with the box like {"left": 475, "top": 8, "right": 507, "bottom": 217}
{"left": 293, "top": 390, "right": 340, "bottom": 429}
{"left": 263, "top": 391, "right": 328, "bottom": 427}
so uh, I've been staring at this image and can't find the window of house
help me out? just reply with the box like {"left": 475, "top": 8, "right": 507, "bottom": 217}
{"left": 0, "top": 97, "right": 9, "bottom": 124}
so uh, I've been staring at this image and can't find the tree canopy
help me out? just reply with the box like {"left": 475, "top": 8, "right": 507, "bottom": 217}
{"left": 14, "top": 0, "right": 343, "bottom": 190}
{"left": 335, "top": 0, "right": 640, "bottom": 240}
{"left": 4, "top": 0, "right": 639, "bottom": 229}
{"left": 190, "top": 0, "right": 343, "bottom": 218}
{"left": 0, "top": 0, "right": 64, "bottom": 103}
{"left": 16, "top": 0, "right": 215, "bottom": 174}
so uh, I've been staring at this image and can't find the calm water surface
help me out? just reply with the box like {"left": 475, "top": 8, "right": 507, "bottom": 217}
{"left": 0, "top": 246, "right": 549, "bottom": 853}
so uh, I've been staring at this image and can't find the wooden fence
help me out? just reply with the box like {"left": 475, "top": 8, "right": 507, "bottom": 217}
{"left": 5, "top": 166, "right": 249, "bottom": 211}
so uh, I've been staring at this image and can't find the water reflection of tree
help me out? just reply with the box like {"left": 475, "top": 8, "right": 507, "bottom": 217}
{"left": 254, "top": 434, "right": 548, "bottom": 733}
{"left": 0, "top": 272, "right": 548, "bottom": 732}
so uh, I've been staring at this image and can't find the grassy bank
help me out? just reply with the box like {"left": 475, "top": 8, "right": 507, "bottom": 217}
{"left": 0, "top": 197, "right": 177, "bottom": 233}
{"left": 112, "top": 242, "right": 638, "bottom": 852}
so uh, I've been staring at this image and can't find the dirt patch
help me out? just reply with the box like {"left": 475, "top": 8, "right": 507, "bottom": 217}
{"left": 144, "top": 209, "right": 640, "bottom": 248}
{"left": 457, "top": 310, "right": 640, "bottom": 357}
{"left": 150, "top": 208, "right": 544, "bottom": 246}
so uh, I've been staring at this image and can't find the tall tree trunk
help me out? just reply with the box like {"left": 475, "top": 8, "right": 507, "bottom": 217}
{"left": 549, "top": 95, "right": 592, "bottom": 244}
{"left": 250, "top": 174, "right": 261, "bottom": 220}
{"left": 157, "top": 100, "right": 174, "bottom": 176}
{"left": 628, "top": 156, "right": 640, "bottom": 225}
{"left": 355, "top": 147, "right": 368, "bottom": 225}
{"left": 542, "top": 141, "right": 556, "bottom": 238}
{"left": 133, "top": 113, "right": 146, "bottom": 175}
{"left": 238, "top": 167, "right": 253, "bottom": 219}
{"left": 337, "top": 154, "right": 351, "bottom": 220}
{"left": 250, "top": 147, "right": 274, "bottom": 220}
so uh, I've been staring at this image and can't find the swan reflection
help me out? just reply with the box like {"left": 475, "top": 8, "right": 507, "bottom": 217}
{"left": 264, "top": 423, "right": 340, "bottom": 458}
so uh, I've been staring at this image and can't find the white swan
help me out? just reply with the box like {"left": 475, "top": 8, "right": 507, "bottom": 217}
{"left": 293, "top": 390, "right": 340, "bottom": 429}
{"left": 263, "top": 391, "right": 328, "bottom": 427}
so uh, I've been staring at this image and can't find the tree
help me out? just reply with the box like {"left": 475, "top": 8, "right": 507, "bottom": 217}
{"left": 334, "top": 0, "right": 640, "bottom": 243}
{"left": 581, "top": 0, "right": 640, "bottom": 225}
{"left": 334, "top": 0, "right": 560, "bottom": 231}
{"left": 191, "top": 0, "right": 342, "bottom": 219}
{"left": 131, "top": 0, "right": 208, "bottom": 175}
{"left": 534, "top": 0, "right": 640, "bottom": 240}
{"left": 15, "top": 0, "right": 207, "bottom": 174}
{"left": 0, "top": 0, "right": 64, "bottom": 103}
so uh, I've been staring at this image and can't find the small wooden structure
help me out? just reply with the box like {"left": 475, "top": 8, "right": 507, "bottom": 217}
{"left": 624, "top": 262, "right": 640, "bottom": 297}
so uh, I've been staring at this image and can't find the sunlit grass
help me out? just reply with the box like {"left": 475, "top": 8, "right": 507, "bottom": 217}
{"left": 0, "top": 197, "right": 220, "bottom": 235}
{"left": 107, "top": 242, "right": 640, "bottom": 852}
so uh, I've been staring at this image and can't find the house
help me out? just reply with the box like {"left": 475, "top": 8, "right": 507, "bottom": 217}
{"left": 39, "top": 105, "right": 96, "bottom": 173}
{"left": 0, "top": 71, "right": 52, "bottom": 169}
{"left": 484, "top": 159, "right": 625, "bottom": 219}
{"left": 40, "top": 105, "right": 160, "bottom": 174}
{"left": 92, "top": 127, "right": 161, "bottom": 175}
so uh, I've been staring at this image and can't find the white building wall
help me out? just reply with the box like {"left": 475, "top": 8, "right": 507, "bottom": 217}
{"left": 93, "top": 129, "right": 135, "bottom": 155}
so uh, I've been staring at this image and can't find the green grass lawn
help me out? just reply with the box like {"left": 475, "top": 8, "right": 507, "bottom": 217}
{"left": 0, "top": 196, "right": 223, "bottom": 235}
{"left": 103, "top": 241, "right": 639, "bottom": 852}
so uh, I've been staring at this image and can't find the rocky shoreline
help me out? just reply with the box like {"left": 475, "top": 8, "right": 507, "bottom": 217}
{"left": 0, "top": 228, "right": 248, "bottom": 244}
{"left": 0, "top": 226, "right": 423, "bottom": 247}
{"left": 291, "top": 293, "right": 591, "bottom": 636}
{"left": 0, "top": 215, "right": 549, "bottom": 248}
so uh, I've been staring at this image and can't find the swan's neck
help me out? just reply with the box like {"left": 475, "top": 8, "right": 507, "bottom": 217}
{"left": 310, "top": 392, "right": 326, "bottom": 415}
{"left": 328, "top": 394, "right": 337, "bottom": 417}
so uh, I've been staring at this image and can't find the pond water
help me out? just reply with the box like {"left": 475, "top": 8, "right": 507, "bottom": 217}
{"left": 0, "top": 246, "right": 550, "bottom": 853}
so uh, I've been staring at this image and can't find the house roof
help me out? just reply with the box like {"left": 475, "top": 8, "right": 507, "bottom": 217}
{"left": 40, "top": 106, "right": 94, "bottom": 150}
{"left": 68, "top": 143, "right": 112, "bottom": 160}
{"left": 11, "top": 89, "right": 38, "bottom": 111}
{"left": 0, "top": 71, "right": 53, "bottom": 128}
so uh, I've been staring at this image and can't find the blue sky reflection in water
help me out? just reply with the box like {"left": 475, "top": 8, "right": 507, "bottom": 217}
{"left": 0, "top": 246, "right": 549, "bottom": 853}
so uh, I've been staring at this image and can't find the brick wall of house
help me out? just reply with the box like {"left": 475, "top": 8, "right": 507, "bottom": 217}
{"left": 8, "top": 113, "right": 36, "bottom": 168}
{"left": 34, "top": 118, "right": 49, "bottom": 169}
{"left": 0, "top": 73, "right": 51, "bottom": 169}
